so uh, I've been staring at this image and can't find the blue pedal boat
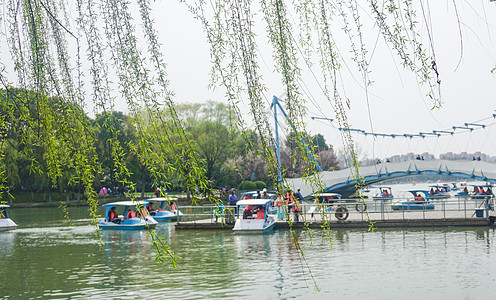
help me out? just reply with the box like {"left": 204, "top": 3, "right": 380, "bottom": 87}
{"left": 143, "top": 197, "right": 180, "bottom": 222}
{"left": 391, "top": 190, "right": 435, "bottom": 210}
{"left": 99, "top": 201, "right": 158, "bottom": 230}
{"left": 371, "top": 186, "right": 394, "bottom": 201}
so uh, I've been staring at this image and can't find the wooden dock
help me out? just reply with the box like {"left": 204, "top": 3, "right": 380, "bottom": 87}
{"left": 175, "top": 211, "right": 496, "bottom": 230}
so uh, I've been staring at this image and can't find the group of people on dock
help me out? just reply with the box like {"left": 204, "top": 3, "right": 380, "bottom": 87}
{"left": 275, "top": 189, "right": 303, "bottom": 221}
{"left": 226, "top": 187, "right": 304, "bottom": 222}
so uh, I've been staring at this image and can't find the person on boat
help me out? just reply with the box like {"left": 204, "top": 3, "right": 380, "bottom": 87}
{"left": 382, "top": 189, "right": 389, "bottom": 197}
{"left": 414, "top": 193, "right": 424, "bottom": 202}
{"left": 255, "top": 190, "right": 262, "bottom": 199}
{"left": 474, "top": 187, "right": 480, "bottom": 194}
{"left": 108, "top": 207, "right": 120, "bottom": 223}
{"left": 430, "top": 188, "right": 435, "bottom": 195}
{"left": 136, "top": 205, "right": 148, "bottom": 218}
{"left": 486, "top": 187, "right": 493, "bottom": 195}
{"left": 127, "top": 209, "right": 136, "bottom": 219}
{"left": 325, "top": 196, "right": 335, "bottom": 204}
{"left": 169, "top": 201, "right": 177, "bottom": 211}
{"left": 146, "top": 201, "right": 154, "bottom": 212}
{"left": 261, "top": 188, "right": 270, "bottom": 199}
{"left": 463, "top": 187, "right": 468, "bottom": 194}
{"left": 243, "top": 205, "right": 253, "bottom": 219}
{"left": 256, "top": 205, "right": 265, "bottom": 219}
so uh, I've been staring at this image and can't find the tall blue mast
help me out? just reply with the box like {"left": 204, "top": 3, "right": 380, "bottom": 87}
{"left": 272, "top": 96, "right": 323, "bottom": 184}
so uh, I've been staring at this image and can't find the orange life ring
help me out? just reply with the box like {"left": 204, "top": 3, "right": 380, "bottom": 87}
{"left": 335, "top": 206, "right": 349, "bottom": 220}
{"left": 355, "top": 202, "right": 367, "bottom": 212}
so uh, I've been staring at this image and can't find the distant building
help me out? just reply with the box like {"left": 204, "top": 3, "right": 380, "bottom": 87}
{"left": 439, "top": 152, "right": 496, "bottom": 162}
{"left": 361, "top": 151, "right": 496, "bottom": 167}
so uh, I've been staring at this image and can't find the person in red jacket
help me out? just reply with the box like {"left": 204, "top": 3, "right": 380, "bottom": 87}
{"left": 256, "top": 206, "right": 265, "bottom": 219}
{"left": 127, "top": 209, "right": 136, "bottom": 219}
{"left": 108, "top": 207, "right": 120, "bottom": 223}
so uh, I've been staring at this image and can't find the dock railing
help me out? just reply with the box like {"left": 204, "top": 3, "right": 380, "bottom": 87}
{"left": 175, "top": 196, "right": 494, "bottom": 224}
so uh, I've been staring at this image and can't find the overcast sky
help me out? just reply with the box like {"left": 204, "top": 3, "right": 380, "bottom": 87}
{"left": 151, "top": 1, "right": 496, "bottom": 159}
{"left": 1, "top": 1, "right": 495, "bottom": 159}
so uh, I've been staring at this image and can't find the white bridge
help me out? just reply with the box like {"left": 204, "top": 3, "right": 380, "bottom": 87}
{"left": 288, "top": 160, "right": 496, "bottom": 197}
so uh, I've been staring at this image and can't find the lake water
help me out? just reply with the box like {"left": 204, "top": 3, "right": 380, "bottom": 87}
{"left": 1, "top": 204, "right": 496, "bottom": 299}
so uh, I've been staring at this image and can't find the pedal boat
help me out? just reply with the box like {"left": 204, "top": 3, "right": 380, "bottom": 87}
{"left": 371, "top": 186, "right": 394, "bottom": 201}
{"left": 0, "top": 205, "right": 18, "bottom": 231}
{"left": 391, "top": 190, "right": 435, "bottom": 210}
{"left": 468, "top": 185, "right": 494, "bottom": 200}
{"left": 426, "top": 185, "right": 451, "bottom": 199}
{"left": 233, "top": 199, "right": 275, "bottom": 234}
{"left": 143, "top": 197, "right": 180, "bottom": 222}
{"left": 98, "top": 201, "right": 157, "bottom": 230}
{"left": 307, "top": 193, "right": 342, "bottom": 214}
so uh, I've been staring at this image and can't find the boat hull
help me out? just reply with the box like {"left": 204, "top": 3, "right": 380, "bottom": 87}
{"left": 151, "top": 211, "right": 175, "bottom": 222}
{"left": 98, "top": 217, "right": 157, "bottom": 230}
{"left": 391, "top": 202, "right": 435, "bottom": 210}
{"left": 0, "top": 219, "right": 18, "bottom": 231}
{"left": 233, "top": 218, "right": 275, "bottom": 234}
{"left": 372, "top": 196, "right": 394, "bottom": 201}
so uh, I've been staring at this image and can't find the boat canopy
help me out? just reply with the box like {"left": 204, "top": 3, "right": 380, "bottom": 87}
{"left": 0, "top": 205, "right": 10, "bottom": 208}
{"left": 312, "top": 193, "right": 342, "bottom": 198}
{"left": 469, "top": 184, "right": 492, "bottom": 187}
{"left": 240, "top": 191, "right": 277, "bottom": 199}
{"left": 144, "top": 197, "right": 177, "bottom": 202}
{"left": 237, "top": 199, "right": 272, "bottom": 206}
{"left": 102, "top": 201, "right": 147, "bottom": 207}
{"left": 407, "top": 190, "right": 430, "bottom": 196}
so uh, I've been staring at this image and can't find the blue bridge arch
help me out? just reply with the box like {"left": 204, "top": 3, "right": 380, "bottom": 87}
{"left": 288, "top": 160, "right": 496, "bottom": 198}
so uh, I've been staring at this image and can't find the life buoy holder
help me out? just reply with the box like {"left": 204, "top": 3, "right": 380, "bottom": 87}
{"left": 355, "top": 202, "right": 367, "bottom": 212}
{"left": 335, "top": 206, "right": 349, "bottom": 220}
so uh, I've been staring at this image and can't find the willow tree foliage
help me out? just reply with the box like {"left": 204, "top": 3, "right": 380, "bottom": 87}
{"left": 0, "top": 0, "right": 493, "bottom": 270}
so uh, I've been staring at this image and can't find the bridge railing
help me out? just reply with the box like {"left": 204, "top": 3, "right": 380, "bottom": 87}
{"left": 175, "top": 196, "right": 494, "bottom": 224}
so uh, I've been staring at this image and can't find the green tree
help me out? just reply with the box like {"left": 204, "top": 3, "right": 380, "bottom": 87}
{"left": 93, "top": 111, "right": 143, "bottom": 194}
{"left": 312, "top": 134, "right": 329, "bottom": 152}
{"left": 190, "top": 121, "right": 234, "bottom": 185}
{"left": 0, "top": 88, "right": 94, "bottom": 197}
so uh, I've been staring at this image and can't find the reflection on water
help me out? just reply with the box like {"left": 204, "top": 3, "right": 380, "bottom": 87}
{"left": 1, "top": 206, "right": 496, "bottom": 299}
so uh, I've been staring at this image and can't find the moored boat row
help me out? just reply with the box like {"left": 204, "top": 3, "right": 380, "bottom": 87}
{"left": 98, "top": 197, "right": 183, "bottom": 230}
